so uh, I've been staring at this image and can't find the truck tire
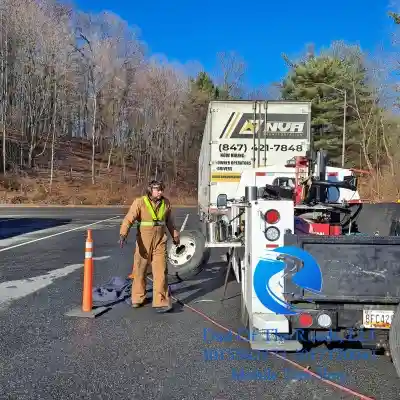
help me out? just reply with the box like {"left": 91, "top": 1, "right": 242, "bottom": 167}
{"left": 167, "top": 230, "right": 208, "bottom": 281}
{"left": 389, "top": 219, "right": 400, "bottom": 236}
{"left": 389, "top": 304, "right": 400, "bottom": 378}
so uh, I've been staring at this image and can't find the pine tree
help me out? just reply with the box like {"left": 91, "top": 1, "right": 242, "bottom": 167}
{"left": 192, "top": 72, "right": 220, "bottom": 99}
{"left": 181, "top": 72, "right": 221, "bottom": 150}
{"left": 281, "top": 44, "right": 373, "bottom": 166}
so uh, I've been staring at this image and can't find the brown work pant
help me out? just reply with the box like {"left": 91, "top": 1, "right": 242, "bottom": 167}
{"left": 131, "top": 232, "right": 171, "bottom": 307}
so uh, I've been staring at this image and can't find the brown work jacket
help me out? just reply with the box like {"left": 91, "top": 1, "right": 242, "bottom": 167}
{"left": 120, "top": 195, "right": 176, "bottom": 238}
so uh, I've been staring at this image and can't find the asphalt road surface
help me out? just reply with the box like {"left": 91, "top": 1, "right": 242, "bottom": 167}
{"left": 0, "top": 207, "right": 400, "bottom": 400}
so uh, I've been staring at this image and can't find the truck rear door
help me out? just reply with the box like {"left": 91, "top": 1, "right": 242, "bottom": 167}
{"left": 209, "top": 100, "right": 311, "bottom": 207}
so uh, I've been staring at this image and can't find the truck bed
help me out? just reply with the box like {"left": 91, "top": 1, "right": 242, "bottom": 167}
{"left": 283, "top": 234, "right": 400, "bottom": 303}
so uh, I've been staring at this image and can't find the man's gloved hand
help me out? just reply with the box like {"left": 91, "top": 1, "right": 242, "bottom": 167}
{"left": 119, "top": 235, "right": 127, "bottom": 248}
{"left": 173, "top": 231, "right": 180, "bottom": 246}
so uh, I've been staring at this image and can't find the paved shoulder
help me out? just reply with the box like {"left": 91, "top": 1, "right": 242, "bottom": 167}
{"left": 0, "top": 206, "right": 394, "bottom": 400}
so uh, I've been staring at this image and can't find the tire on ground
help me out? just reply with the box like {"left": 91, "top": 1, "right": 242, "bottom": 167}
{"left": 389, "top": 303, "right": 400, "bottom": 378}
{"left": 167, "top": 229, "right": 208, "bottom": 281}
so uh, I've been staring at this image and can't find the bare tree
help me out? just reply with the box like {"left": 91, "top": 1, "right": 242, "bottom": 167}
{"left": 215, "top": 51, "right": 246, "bottom": 99}
{"left": 0, "top": 0, "right": 9, "bottom": 174}
{"left": 245, "top": 83, "right": 281, "bottom": 100}
{"left": 74, "top": 11, "right": 138, "bottom": 184}
{"left": 0, "top": 0, "right": 247, "bottom": 204}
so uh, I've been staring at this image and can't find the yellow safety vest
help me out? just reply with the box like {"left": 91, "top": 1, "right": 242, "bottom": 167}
{"left": 140, "top": 196, "right": 166, "bottom": 226}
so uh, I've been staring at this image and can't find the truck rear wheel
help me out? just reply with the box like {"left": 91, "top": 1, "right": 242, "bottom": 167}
{"left": 167, "top": 230, "right": 209, "bottom": 281}
{"left": 389, "top": 304, "right": 400, "bottom": 377}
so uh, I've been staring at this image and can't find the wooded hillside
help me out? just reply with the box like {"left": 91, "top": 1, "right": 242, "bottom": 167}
{"left": 0, "top": 0, "right": 399, "bottom": 204}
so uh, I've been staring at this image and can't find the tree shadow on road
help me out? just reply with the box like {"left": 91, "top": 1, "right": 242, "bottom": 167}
{"left": 0, "top": 218, "right": 71, "bottom": 239}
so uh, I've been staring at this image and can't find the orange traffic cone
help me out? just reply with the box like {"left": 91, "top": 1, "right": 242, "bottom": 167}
{"left": 65, "top": 229, "right": 110, "bottom": 318}
{"left": 82, "top": 229, "right": 94, "bottom": 312}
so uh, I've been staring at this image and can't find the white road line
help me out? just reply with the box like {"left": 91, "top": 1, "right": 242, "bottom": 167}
{"left": 180, "top": 214, "right": 189, "bottom": 232}
{"left": 0, "top": 256, "right": 110, "bottom": 308}
{"left": 0, "top": 215, "right": 121, "bottom": 253}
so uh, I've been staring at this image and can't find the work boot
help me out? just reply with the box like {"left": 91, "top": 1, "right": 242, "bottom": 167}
{"left": 131, "top": 298, "right": 147, "bottom": 308}
{"left": 154, "top": 304, "right": 173, "bottom": 313}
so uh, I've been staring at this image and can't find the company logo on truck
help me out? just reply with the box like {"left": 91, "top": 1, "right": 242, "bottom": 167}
{"left": 219, "top": 112, "right": 308, "bottom": 140}
{"left": 253, "top": 246, "right": 323, "bottom": 315}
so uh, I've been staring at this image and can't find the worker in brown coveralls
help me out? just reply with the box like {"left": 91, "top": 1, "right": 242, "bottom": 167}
{"left": 119, "top": 180, "right": 180, "bottom": 313}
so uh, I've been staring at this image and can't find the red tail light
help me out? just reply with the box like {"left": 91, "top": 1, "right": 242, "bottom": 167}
{"left": 264, "top": 209, "right": 280, "bottom": 224}
{"left": 298, "top": 313, "right": 313, "bottom": 328}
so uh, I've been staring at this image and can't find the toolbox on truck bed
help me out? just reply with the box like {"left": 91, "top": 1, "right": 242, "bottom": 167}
{"left": 284, "top": 234, "right": 400, "bottom": 304}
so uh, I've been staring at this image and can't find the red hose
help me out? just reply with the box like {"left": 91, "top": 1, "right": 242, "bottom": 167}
{"left": 169, "top": 290, "right": 376, "bottom": 400}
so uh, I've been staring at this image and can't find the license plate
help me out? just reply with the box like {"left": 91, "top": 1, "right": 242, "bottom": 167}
{"left": 363, "top": 310, "right": 394, "bottom": 329}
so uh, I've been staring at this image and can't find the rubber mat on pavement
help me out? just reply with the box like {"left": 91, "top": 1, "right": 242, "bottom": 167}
{"left": 92, "top": 276, "right": 132, "bottom": 307}
{"left": 93, "top": 276, "right": 183, "bottom": 308}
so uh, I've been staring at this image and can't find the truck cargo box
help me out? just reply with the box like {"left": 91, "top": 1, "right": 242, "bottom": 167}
{"left": 284, "top": 234, "right": 400, "bottom": 303}
{"left": 198, "top": 100, "right": 312, "bottom": 214}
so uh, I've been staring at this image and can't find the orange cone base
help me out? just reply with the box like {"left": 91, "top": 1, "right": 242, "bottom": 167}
{"left": 65, "top": 306, "right": 111, "bottom": 318}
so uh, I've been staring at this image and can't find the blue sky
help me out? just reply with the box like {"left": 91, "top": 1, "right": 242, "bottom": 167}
{"left": 74, "top": 0, "right": 394, "bottom": 89}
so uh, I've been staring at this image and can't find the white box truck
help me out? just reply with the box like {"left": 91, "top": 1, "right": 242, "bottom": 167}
{"left": 198, "top": 100, "right": 312, "bottom": 220}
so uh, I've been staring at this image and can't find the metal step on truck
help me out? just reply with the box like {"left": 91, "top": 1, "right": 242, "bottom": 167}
{"left": 178, "top": 99, "right": 400, "bottom": 379}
